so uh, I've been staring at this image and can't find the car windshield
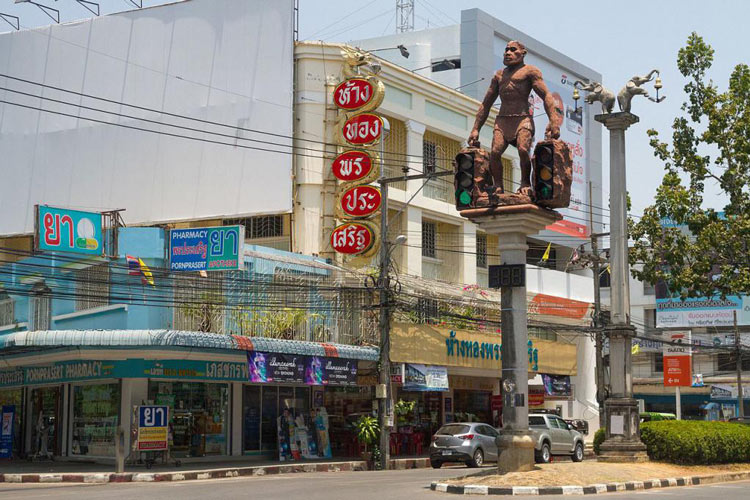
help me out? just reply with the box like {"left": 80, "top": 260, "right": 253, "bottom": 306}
{"left": 529, "top": 416, "right": 546, "bottom": 427}
{"left": 436, "top": 424, "right": 470, "bottom": 435}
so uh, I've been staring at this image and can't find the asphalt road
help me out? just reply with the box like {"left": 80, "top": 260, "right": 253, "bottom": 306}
{"left": 0, "top": 467, "right": 749, "bottom": 499}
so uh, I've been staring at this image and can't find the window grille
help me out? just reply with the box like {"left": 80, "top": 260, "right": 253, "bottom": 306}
{"left": 0, "top": 293, "right": 13, "bottom": 326}
{"left": 173, "top": 273, "right": 225, "bottom": 333}
{"left": 225, "top": 215, "right": 284, "bottom": 239}
{"left": 381, "top": 116, "right": 407, "bottom": 190}
{"left": 422, "top": 221, "right": 436, "bottom": 258}
{"left": 501, "top": 157, "right": 514, "bottom": 193}
{"left": 416, "top": 298, "right": 439, "bottom": 323}
{"left": 423, "top": 140, "right": 437, "bottom": 174}
{"left": 653, "top": 353, "right": 663, "bottom": 373}
{"left": 423, "top": 131, "right": 461, "bottom": 203}
{"left": 30, "top": 284, "right": 51, "bottom": 330}
{"left": 476, "top": 233, "right": 487, "bottom": 269}
{"left": 75, "top": 263, "right": 110, "bottom": 311}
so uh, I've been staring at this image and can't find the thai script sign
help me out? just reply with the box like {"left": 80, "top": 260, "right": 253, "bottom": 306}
{"left": 337, "top": 185, "right": 381, "bottom": 218}
{"left": 133, "top": 405, "right": 168, "bottom": 451}
{"left": 664, "top": 330, "right": 692, "bottom": 387}
{"left": 333, "top": 77, "right": 383, "bottom": 111}
{"left": 247, "top": 352, "right": 357, "bottom": 386}
{"left": 444, "top": 330, "right": 539, "bottom": 371}
{"left": 36, "top": 205, "right": 103, "bottom": 255}
{"left": 342, "top": 113, "right": 383, "bottom": 146}
{"left": 0, "top": 369, "right": 24, "bottom": 388}
{"left": 169, "top": 225, "right": 244, "bottom": 271}
{"left": 332, "top": 150, "right": 377, "bottom": 183}
{"left": 330, "top": 222, "right": 376, "bottom": 255}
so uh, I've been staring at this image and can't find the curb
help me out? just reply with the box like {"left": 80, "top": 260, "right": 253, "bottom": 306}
{"left": 430, "top": 470, "right": 750, "bottom": 495}
{"left": 0, "top": 458, "right": 430, "bottom": 484}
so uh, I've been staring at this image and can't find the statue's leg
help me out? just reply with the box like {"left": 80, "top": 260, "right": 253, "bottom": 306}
{"left": 490, "top": 122, "right": 509, "bottom": 193}
{"left": 516, "top": 127, "right": 534, "bottom": 197}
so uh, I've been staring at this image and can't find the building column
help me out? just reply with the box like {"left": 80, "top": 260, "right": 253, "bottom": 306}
{"left": 231, "top": 382, "right": 243, "bottom": 456}
{"left": 405, "top": 206, "right": 423, "bottom": 276}
{"left": 461, "top": 221, "right": 477, "bottom": 285}
{"left": 405, "top": 120, "right": 426, "bottom": 195}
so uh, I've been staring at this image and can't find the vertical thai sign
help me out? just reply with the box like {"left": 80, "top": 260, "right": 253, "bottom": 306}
{"left": 330, "top": 48, "right": 385, "bottom": 258}
{"left": 36, "top": 205, "right": 103, "bottom": 255}
{"left": 663, "top": 330, "right": 692, "bottom": 387}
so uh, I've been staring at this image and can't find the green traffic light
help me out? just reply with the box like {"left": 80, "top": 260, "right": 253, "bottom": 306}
{"left": 459, "top": 191, "right": 472, "bottom": 206}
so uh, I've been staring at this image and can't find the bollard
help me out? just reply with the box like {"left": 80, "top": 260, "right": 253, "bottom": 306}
{"left": 115, "top": 426, "right": 125, "bottom": 473}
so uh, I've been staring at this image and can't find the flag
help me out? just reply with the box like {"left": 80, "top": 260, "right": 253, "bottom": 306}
{"left": 541, "top": 242, "right": 551, "bottom": 262}
{"left": 126, "top": 255, "right": 140, "bottom": 276}
{"left": 138, "top": 258, "right": 155, "bottom": 286}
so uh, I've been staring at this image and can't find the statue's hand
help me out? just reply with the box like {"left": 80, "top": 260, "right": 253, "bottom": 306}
{"left": 545, "top": 123, "right": 560, "bottom": 140}
{"left": 468, "top": 129, "right": 480, "bottom": 147}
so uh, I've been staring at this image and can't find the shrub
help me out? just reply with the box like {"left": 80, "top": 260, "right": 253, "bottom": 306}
{"left": 593, "top": 427, "right": 605, "bottom": 455}
{"left": 640, "top": 420, "right": 750, "bottom": 464}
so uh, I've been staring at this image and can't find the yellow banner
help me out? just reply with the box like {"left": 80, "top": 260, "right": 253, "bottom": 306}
{"left": 390, "top": 323, "right": 577, "bottom": 376}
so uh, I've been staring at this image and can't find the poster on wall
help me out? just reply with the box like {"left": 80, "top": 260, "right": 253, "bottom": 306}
{"left": 403, "top": 364, "right": 449, "bottom": 392}
{"left": 541, "top": 374, "right": 572, "bottom": 397}
{"left": 277, "top": 407, "right": 331, "bottom": 462}
{"left": 247, "top": 352, "right": 357, "bottom": 386}
{"left": 0, "top": 405, "right": 14, "bottom": 459}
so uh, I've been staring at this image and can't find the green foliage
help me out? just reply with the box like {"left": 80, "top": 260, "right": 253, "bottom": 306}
{"left": 371, "top": 445, "right": 383, "bottom": 470}
{"left": 354, "top": 415, "right": 380, "bottom": 453}
{"left": 593, "top": 427, "right": 605, "bottom": 455}
{"left": 630, "top": 32, "right": 750, "bottom": 299}
{"left": 394, "top": 399, "right": 416, "bottom": 417}
{"left": 640, "top": 420, "right": 750, "bottom": 464}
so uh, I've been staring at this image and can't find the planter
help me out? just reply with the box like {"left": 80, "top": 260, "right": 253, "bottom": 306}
{"left": 361, "top": 451, "right": 373, "bottom": 470}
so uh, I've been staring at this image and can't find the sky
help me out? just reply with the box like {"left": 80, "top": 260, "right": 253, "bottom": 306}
{"left": 3, "top": 0, "right": 748, "bottom": 223}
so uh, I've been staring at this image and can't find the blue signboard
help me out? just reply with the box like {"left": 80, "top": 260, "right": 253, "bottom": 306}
{"left": 0, "top": 405, "right": 14, "bottom": 459}
{"left": 36, "top": 205, "right": 103, "bottom": 255}
{"left": 135, "top": 405, "right": 168, "bottom": 451}
{"left": 169, "top": 225, "right": 244, "bottom": 271}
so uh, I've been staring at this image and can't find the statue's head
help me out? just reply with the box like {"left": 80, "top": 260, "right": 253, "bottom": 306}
{"left": 503, "top": 41, "right": 526, "bottom": 67}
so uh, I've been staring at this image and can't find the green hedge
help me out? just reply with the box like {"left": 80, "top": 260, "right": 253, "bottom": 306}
{"left": 641, "top": 420, "right": 750, "bottom": 464}
{"left": 593, "top": 428, "right": 605, "bottom": 455}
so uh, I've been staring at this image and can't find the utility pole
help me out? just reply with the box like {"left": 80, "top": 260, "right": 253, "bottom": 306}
{"left": 736, "top": 310, "right": 744, "bottom": 418}
{"left": 591, "top": 232, "right": 606, "bottom": 428}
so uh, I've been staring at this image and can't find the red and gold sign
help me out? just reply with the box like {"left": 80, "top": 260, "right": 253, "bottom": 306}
{"left": 330, "top": 222, "right": 376, "bottom": 256}
{"left": 333, "top": 77, "right": 384, "bottom": 112}
{"left": 337, "top": 184, "right": 381, "bottom": 219}
{"left": 332, "top": 150, "right": 378, "bottom": 183}
{"left": 341, "top": 113, "right": 383, "bottom": 146}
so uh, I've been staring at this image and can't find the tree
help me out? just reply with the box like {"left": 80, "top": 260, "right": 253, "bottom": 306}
{"left": 630, "top": 33, "right": 750, "bottom": 299}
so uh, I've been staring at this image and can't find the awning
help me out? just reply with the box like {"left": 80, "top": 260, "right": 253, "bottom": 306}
{"left": 0, "top": 330, "right": 378, "bottom": 361}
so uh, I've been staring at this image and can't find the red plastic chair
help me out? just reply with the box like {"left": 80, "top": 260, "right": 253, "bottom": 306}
{"left": 389, "top": 433, "right": 401, "bottom": 456}
{"left": 413, "top": 433, "right": 424, "bottom": 455}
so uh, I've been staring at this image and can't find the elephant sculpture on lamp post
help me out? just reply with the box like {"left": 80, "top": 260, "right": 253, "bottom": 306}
{"left": 573, "top": 80, "right": 615, "bottom": 114}
{"left": 617, "top": 70, "right": 666, "bottom": 112}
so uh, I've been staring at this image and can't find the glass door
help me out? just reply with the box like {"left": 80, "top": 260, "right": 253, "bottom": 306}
{"left": 242, "top": 385, "right": 261, "bottom": 452}
{"left": 30, "top": 386, "right": 61, "bottom": 457}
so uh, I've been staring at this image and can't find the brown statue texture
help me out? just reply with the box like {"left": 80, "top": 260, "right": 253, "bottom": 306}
{"left": 468, "top": 41, "right": 562, "bottom": 200}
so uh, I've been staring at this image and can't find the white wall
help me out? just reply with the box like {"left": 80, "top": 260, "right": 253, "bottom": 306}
{"left": 0, "top": 0, "right": 294, "bottom": 235}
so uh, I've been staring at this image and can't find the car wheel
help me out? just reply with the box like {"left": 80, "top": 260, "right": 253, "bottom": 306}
{"left": 469, "top": 448, "right": 484, "bottom": 468}
{"left": 572, "top": 442, "right": 584, "bottom": 462}
{"left": 431, "top": 460, "right": 442, "bottom": 469}
{"left": 535, "top": 442, "right": 551, "bottom": 464}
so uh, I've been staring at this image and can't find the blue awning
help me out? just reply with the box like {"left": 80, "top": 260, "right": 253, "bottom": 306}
{"left": 0, "top": 330, "right": 379, "bottom": 361}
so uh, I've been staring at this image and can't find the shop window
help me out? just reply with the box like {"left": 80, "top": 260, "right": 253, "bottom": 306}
{"left": 70, "top": 383, "right": 120, "bottom": 457}
{"left": 75, "top": 263, "right": 110, "bottom": 311}
{"left": 422, "top": 221, "right": 436, "bottom": 258}
{"left": 653, "top": 353, "right": 663, "bottom": 373}
{"left": 0, "top": 292, "right": 13, "bottom": 325}
{"left": 148, "top": 381, "right": 229, "bottom": 458}
{"left": 476, "top": 233, "right": 487, "bottom": 269}
{"left": 30, "top": 283, "right": 51, "bottom": 331}
{"left": 718, "top": 352, "right": 750, "bottom": 372}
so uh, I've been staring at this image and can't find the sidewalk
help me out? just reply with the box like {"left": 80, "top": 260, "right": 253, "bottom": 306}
{"left": 0, "top": 455, "right": 431, "bottom": 483}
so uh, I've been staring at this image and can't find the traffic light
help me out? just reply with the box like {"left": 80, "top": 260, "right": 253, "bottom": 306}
{"left": 454, "top": 151, "right": 475, "bottom": 209}
{"left": 534, "top": 143, "right": 555, "bottom": 201}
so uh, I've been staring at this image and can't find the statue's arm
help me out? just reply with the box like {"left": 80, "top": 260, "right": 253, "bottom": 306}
{"left": 530, "top": 68, "right": 561, "bottom": 138}
{"left": 471, "top": 73, "right": 499, "bottom": 132}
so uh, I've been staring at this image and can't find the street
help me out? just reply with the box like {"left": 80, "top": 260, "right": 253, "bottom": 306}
{"left": 1, "top": 467, "right": 749, "bottom": 500}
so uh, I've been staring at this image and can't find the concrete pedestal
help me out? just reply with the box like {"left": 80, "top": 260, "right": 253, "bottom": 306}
{"left": 465, "top": 204, "right": 561, "bottom": 473}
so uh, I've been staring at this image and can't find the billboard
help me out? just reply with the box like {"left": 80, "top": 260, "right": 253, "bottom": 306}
{"left": 36, "top": 205, "right": 103, "bottom": 255}
{"left": 0, "top": 0, "right": 294, "bottom": 236}
{"left": 169, "top": 226, "right": 244, "bottom": 272}
{"left": 663, "top": 331, "right": 692, "bottom": 387}
{"left": 493, "top": 36, "right": 590, "bottom": 240}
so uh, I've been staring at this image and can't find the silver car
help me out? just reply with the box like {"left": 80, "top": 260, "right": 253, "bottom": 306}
{"left": 429, "top": 422, "right": 498, "bottom": 468}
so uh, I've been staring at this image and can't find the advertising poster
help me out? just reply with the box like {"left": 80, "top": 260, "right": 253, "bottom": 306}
{"left": 663, "top": 331, "right": 692, "bottom": 387}
{"left": 0, "top": 405, "right": 14, "bottom": 459}
{"left": 169, "top": 225, "right": 244, "bottom": 272}
{"left": 248, "top": 352, "right": 357, "bottom": 386}
{"left": 277, "top": 407, "right": 331, "bottom": 462}
{"left": 134, "top": 405, "right": 169, "bottom": 451}
{"left": 542, "top": 374, "right": 572, "bottom": 397}
{"left": 36, "top": 205, "right": 103, "bottom": 255}
{"left": 403, "top": 364, "right": 449, "bottom": 392}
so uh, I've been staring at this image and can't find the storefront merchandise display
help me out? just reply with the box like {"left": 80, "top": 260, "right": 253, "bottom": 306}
{"left": 0, "top": 389, "right": 22, "bottom": 457}
{"left": 71, "top": 383, "right": 120, "bottom": 456}
{"left": 277, "top": 406, "right": 331, "bottom": 461}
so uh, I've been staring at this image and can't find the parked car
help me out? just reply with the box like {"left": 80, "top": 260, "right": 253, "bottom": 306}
{"left": 429, "top": 422, "right": 498, "bottom": 468}
{"left": 529, "top": 413, "right": 585, "bottom": 463}
{"left": 564, "top": 418, "right": 589, "bottom": 436}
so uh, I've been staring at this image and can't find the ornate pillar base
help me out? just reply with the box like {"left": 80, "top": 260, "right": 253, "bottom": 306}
{"left": 598, "top": 398, "right": 648, "bottom": 463}
{"left": 496, "top": 430, "right": 535, "bottom": 473}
